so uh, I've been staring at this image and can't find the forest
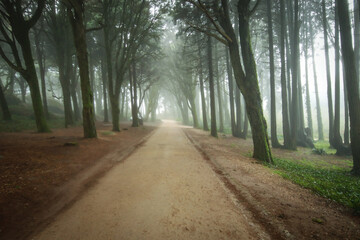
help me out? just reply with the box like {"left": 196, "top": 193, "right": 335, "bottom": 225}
{"left": 0, "top": 0, "right": 360, "bottom": 239}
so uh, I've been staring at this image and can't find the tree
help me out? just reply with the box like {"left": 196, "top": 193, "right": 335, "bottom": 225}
{"left": 0, "top": 83, "right": 11, "bottom": 121}
{"left": 181, "top": 0, "right": 272, "bottom": 162}
{"left": 47, "top": 1, "right": 74, "bottom": 127}
{"left": 0, "top": 0, "right": 50, "bottom": 132}
{"left": 266, "top": 0, "right": 280, "bottom": 148}
{"left": 207, "top": 35, "right": 217, "bottom": 137}
{"left": 198, "top": 37, "right": 209, "bottom": 131}
{"left": 336, "top": 0, "right": 360, "bottom": 175}
{"left": 322, "top": 0, "right": 334, "bottom": 146}
{"left": 309, "top": 16, "right": 324, "bottom": 141}
{"left": 65, "top": 0, "right": 97, "bottom": 138}
{"left": 33, "top": 17, "right": 50, "bottom": 119}
{"left": 279, "top": 0, "right": 291, "bottom": 148}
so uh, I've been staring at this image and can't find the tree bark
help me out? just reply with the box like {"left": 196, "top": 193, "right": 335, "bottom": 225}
{"left": 224, "top": 0, "right": 272, "bottom": 162}
{"left": 199, "top": 51, "right": 209, "bottom": 131}
{"left": 207, "top": 35, "right": 217, "bottom": 138}
{"left": 279, "top": 0, "right": 291, "bottom": 148}
{"left": 34, "top": 27, "right": 49, "bottom": 119}
{"left": 0, "top": 84, "right": 11, "bottom": 121}
{"left": 101, "top": 57, "right": 109, "bottom": 122}
{"left": 322, "top": 0, "right": 334, "bottom": 145}
{"left": 289, "top": 0, "right": 299, "bottom": 150}
{"left": 334, "top": 1, "right": 351, "bottom": 155}
{"left": 309, "top": 19, "right": 324, "bottom": 141}
{"left": 267, "top": 0, "right": 281, "bottom": 148}
{"left": 131, "top": 62, "right": 139, "bottom": 127}
{"left": 225, "top": 47, "right": 236, "bottom": 136}
{"left": 337, "top": 0, "right": 360, "bottom": 175}
{"left": 70, "top": 59, "right": 81, "bottom": 121}
{"left": 67, "top": 0, "right": 97, "bottom": 138}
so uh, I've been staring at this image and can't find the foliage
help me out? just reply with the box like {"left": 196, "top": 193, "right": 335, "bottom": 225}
{"left": 266, "top": 157, "right": 360, "bottom": 212}
{"left": 314, "top": 141, "right": 337, "bottom": 155}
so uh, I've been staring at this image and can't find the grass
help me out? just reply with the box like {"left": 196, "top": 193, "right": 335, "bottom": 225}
{"left": 314, "top": 141, "right": 337, "bottom": 155}
{"left": 266, "top": 157, "right": 360, "bottom": 212}
{"left": 0, "top": 104, "right": 75, "bottom": 132}
{"left": 101, "top": 131, "right": 116, "bottom": 136}
{"left": 0, "top": 115, "right": 66, "bottom": 132}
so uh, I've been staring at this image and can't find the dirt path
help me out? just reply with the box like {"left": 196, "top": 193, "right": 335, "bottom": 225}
{"left": 32, "top": 121, "right": 268, "bottom": 240}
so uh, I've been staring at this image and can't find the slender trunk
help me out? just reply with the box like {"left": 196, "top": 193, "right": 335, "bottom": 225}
{"left": 104, "top": 27, "right": 118, "bottom": 131}
{"left": 189, "top": 97, "right": 199, "bottom": 128}
{"left": 131, "top": 62, "right": 139, "bottom": 127}
{"left": 68, "top": 3, "right": 97, "bottom": 138}
{"left": 58, "top": 57, "right": 74, "bottom": 127}
{"left": 70, "top": 59, "right": 81, "bottom": 121}
{"left": 334, "top": 2, "right": 351, "bottom": 155}
{"left": 101, "top": 58, "right": 109, "bottom": 122}
{"left": 233, "top": 12, "right": 243, "bottom": 138}
{"left": 215, "top": 44, "right": 224, "bottom": 132}
{"left": 289, "top": 0, "right": 299, "bottom": 150}
{"left": 354, "top": 0, "right": 360, "bottom": 88}
{"left": 199, "top": 57, "right": 209, "bottom": 131}
{"left": 19, "top": 33, "right": 49, "bottom": 132}
{"left": 267, "top": 0, "right": 281, "bottom": 148}
{"left": 280, "top": 0, "right": 291, "bottom": 148}
{"left": 337, "top": 0, "right": 360, "bottom": 175}
{"left": 309, "top": 21, "right": 324, "bottom": 141}
{"left": 226, "top": 47, "right": 236, "bottom": 136}
{"left": 234, "top": 1, "right": 272, "bottom": 162}
{"left": 322, "top": 0, "right": 334, "bottom": 145}
{"left": 304, "top": 11, "right": 313, "bottom": 140}
{"left": 235, "top": 84, "right": 242, "bottom": 137}
{"left": 34, "top": 32, "right": 49, "bottom": 119}
{"left": 207, "top": 35, "right": 217, "bottom": 137}
{"left": 343, "top": 71, "right": 350, "bottom": 145}
{"left": 0, "top": 84, "right": 11, "bottom": 120}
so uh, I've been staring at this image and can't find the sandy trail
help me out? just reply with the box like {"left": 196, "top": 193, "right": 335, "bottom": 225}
{"left": 33, "top": 121, "right": 267, "bottom": 240}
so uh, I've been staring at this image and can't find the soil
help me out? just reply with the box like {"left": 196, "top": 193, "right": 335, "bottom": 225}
{"left": 33, "top": 120, "right": 267, "bottom": 240}
{"left": 184, "top": 128, "right": 360, "bottom": 240}
{"left": 2, "top": 121, "right": 360, "bottom": 240}
{"left": 0, "top": 121, "right": 157, "bottom": 240}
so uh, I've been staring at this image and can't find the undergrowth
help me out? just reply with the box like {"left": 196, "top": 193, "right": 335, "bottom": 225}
{"left": 266, "top": 158, "right": 360, "bottom": 212}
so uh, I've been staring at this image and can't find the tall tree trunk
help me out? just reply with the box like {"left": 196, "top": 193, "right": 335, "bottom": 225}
{"left": 101, "top": 57, "right": 109, "bottom": 122}
{"left": 199, "top": 54, "right": 209, "bottom": 131}
{"left": 58, "top": 55, "right": 74, "bottom": 128}
{"left": 233, "top": 12, "right": 243, "bottom": 138}
{"left": 334, "top": 1, "right": 351, "bottom": 155}
{"left": 104, "top": 26, "right": 119, "bottom": 131}
{"left": 131, "top": 62, "right": 139, "bottom": 127}
{"left": 309, "top": 19, "right": 324, "bottom": 141}
{"left": 189, "top": 97, "right": 199, "bottom": 128}
{"left": 343, "top": 71, "right": 350, "bottom": 145}
{"left": 225, "top": 47, "right": 236, "bottom": 136}
{"left": 289, "top": 0, "right": 299, "bottom": 150}
{"left": 303, "top": 11, "right": 313, "bottom": 140}
{"left": 67, "top": 1, "right": 97, "bottom": 138}
{"left": 214, "top": 43, "right": 224, "bottom": 133}
{"left": 354, "top": 0, "right": 360, "bottom": 87}
{"left": 267, "top": 0, "right": 280, "bottom": 148}
{"left": 70, "top": 59, "right": 81, "bottom": 121}
{"left": 227, "top": 0, "right": 273, "bottom": 162}
{"left": 207, "top": 35, "right": 217, "bottom": 138}
{"left": 34, "top": 30, "right": 49, "bottom": 119}
{"left": 337, "top": 0, "right": 360, "bottom": 175}
{"left": 0, "top": 84, "right": 11, "bottom": 121}
{"left": 280, "top": 0, "right": 291, "bottom": 148}
{"left": 20, "top": 33, "right": 50, "bottom": 132}
{"left": 322, "top": 0, "right": 334, "bottom": 145}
